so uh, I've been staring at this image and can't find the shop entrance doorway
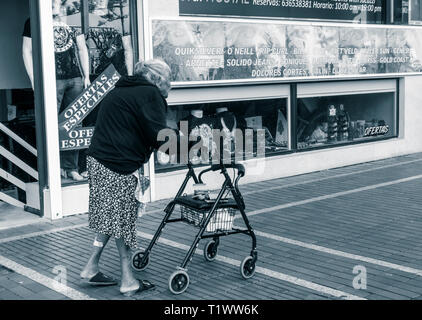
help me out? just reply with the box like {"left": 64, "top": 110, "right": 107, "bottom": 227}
{"left": 0, "top": 0, "right": 41, "bottom": 222}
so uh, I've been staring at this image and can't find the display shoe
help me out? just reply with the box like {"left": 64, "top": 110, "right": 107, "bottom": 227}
{"left": 60, "top": 169, "right": 68, "bottom": 179}
{"left": 67, "top": 170, "right": 85, "bottom": 181}
{"left": 80, "top": 171, "right": 88, "bottom": 179}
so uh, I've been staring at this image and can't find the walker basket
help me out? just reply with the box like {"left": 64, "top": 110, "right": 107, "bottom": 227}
{"left": 180, "top": 206, "right": 236, "bottom": 232}
{"left": 173, "top": 194, "right": 239, "bottom": 232}
{"left": 180, "top": 205, "right": 236, "bottom": 232}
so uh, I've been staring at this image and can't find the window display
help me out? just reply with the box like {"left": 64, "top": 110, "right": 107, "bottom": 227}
{"left": 297, "top": 92, "right": 397, "bottom": 149}
{"left": 393, "top": 0, "right": 408, "bottom": 24}
{"left": 21, "top": 1, "right": 136, "bottom": 184}
{"left": 79, "top": 0, "right": 135, "bottom": 176}
{"left": 0, "top": 89, "right": 38, "bottom": 204}
{"left": 155, "top": 98, "right": 289, "bottom": 172}
{"left": 24, "top": 0, "right": 137, "bottom": 183}
{"left": 22, "top": 0, "right": 89, "bottom": 183}
{"left": 87, "top": 0, "right": 134, "bottom": 78}
{"left": 410, "top": 0, "right": 422, "bottom": 24}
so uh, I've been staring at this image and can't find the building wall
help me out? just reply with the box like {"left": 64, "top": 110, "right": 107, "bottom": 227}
{"left": 144, "top": 0, "right": 422, "bottom": 200}
{"left": 55, "top": 77, "right": 422, "bottom": 209}
{"left": 0, "top": 0, "right": 31, "bottom": 90}
{"left": 55, "top": 1, "right": 422, "bottom": 212}
{"left": 148, "top": 0, "right": 178, "bottom": 17}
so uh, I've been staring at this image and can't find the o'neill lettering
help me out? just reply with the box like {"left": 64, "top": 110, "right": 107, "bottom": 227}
{"left": 364, "top": 125, "right": 389, "bottom": 137}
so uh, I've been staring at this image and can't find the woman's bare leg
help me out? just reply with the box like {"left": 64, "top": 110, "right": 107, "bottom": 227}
{"left": 80, "top": 233, "right": 110, "bottom": 278}
{"left": 115, "top": 238, "right": 139, "bottom": 292}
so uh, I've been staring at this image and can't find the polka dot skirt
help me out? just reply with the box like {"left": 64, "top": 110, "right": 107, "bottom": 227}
{"left": 87, "top": 156, "right": 139, "bottom": 249}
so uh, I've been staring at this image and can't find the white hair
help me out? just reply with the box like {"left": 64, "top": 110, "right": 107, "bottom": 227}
{"left": 134, "top": 59, "right": 172, "bottom": 98}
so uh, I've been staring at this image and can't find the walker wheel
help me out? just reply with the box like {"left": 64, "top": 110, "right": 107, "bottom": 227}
{"left": 204, "top": 240, "right": 218, "bottom": 262}
{"left": 240, "top": 256, "right": 256, "bottom": 279}
{"left": 131, "top": 250, "right": 150, "bottom": 271}
{"left": 169, "top": 269, "right": 190, "bottom": 295}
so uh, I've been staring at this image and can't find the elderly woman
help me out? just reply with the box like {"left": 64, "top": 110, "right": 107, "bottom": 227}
{"left": 80, "top": 59, "right": 172, "bottom": 296}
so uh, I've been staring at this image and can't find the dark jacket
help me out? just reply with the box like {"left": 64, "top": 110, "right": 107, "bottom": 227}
{"left": 87, "top": 75, "right": 168, "bottom": 175}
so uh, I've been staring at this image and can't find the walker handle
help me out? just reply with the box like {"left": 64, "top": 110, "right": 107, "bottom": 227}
{"left": 211, "top": 163, "right": 245, "bottom": 177}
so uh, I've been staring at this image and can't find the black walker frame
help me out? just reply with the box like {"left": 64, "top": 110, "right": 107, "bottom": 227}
{"left": 131, "top": 162, "right": 258, "bottom": 294}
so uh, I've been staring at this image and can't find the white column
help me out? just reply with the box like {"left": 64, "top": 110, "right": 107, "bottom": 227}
{"left": 142, "top": 0, "right": 151, "bottom": 61}
{"left": 137, "top": 0, "right": 146, "bottom": 61}
{"left": 140, "top": 0, "right": 156, "bottom": 201}
{"left": 288, "top": 96, "right": 292, "bottom": 150}
{"left": 38, "top": 0, "right": 63, "bottom": 219}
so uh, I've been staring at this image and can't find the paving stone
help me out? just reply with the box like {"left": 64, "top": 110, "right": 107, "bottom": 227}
{"left": 21, "top": 282, "right": 51, "bottom": 293}
{"left": 8, "top": 285, "right": 35, "bottom": 299}
{"left": 38, "top": 290, "right": 68, "bottom": 300}
{"left": 0, "top": 278, "right": 22, "bottom": 290}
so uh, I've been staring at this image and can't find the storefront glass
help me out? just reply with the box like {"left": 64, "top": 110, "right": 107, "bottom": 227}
{"left": 297, "top": 90, "right": 397, "bottom": 149}
{"left": 48, "top": 0, "right": 136, "bottom": 183}
{"left": 156, "top": 98, "right": 289, "bottom": 172}
{"left": 77, "top": 0, "right": 135, "bottom": 174}
{"left": 87, "top": 0, "right": 133, "bottom": 78}
{"left": 0, "top": 1, "right": 38, "bottom": 209}
{"left": 410, "top": 0, "right": 422, "bottom": 23}
{"left": 44, "top": 0, "right": 85, "bottom": 183}
{"left": 0, "top": 90, "right": 37, "bottom": 205}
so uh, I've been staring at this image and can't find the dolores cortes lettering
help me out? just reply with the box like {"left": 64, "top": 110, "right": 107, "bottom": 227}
{"left": 60, "top": 71, "right": 120, "bottom": 133}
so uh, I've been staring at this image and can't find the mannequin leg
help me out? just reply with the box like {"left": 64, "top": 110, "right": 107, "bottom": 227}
{"left": 56, "top": 79, "right": 71, "bottom": 179}
{"left": 60, "top": 77, "right": 84, "bottom": 181}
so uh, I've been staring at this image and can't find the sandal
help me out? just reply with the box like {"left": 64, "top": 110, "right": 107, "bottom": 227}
{"left": 121, "top": 279, "right": 155, "bottom": 297}
{"left": 81, "top": 272, "right": 118, "bottom": 286}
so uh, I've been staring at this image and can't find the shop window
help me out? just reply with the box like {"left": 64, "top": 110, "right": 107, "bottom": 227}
{"left": 297, "top": 81, "right": 397, "bottom": 150}
{"left": 155, "top": 98, "right": 289, "bottom": 172}
{"left": 76, "top": 0, "right": 136, "bottom": 177}
{"left": 0, "top": 89, "right": 37, "bottom": 204}
{"left": 43, "top": 0, "right": 85, "bottom": 183}
{"left": 410, "top": 0, "right": 422, "bottom": 24}
{"left": 42, "top": 0, "right": 137, "bottom": 183}
{"left": 394, "top": 0, "right": 410, "bottom": 24}
{"left": 87, "top": 0, "right": 134, "bottom": 78}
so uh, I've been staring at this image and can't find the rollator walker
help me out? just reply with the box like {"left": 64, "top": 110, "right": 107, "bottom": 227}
{"left": 131, "top": 162, "right": 258, "bottom": 294}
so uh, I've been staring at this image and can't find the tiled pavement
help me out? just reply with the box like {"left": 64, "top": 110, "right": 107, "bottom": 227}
{"left": 1, "top": 153, "right": 422, "bottom": 300}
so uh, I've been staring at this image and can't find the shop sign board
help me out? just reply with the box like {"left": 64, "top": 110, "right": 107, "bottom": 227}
{"left": 364, "top": 125, "right": 389, "bottom": 136}
{"left": 58, "top": 64, "right": 121, "bottom": 150}
{"left": 60, "top": 127, "right": 95, "bottom": 150}
{"left": 179, "top": 0, "right": 385, "bottom": 24}
{"left": 152, "top": 19, "right": 422, "bottom": 83}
